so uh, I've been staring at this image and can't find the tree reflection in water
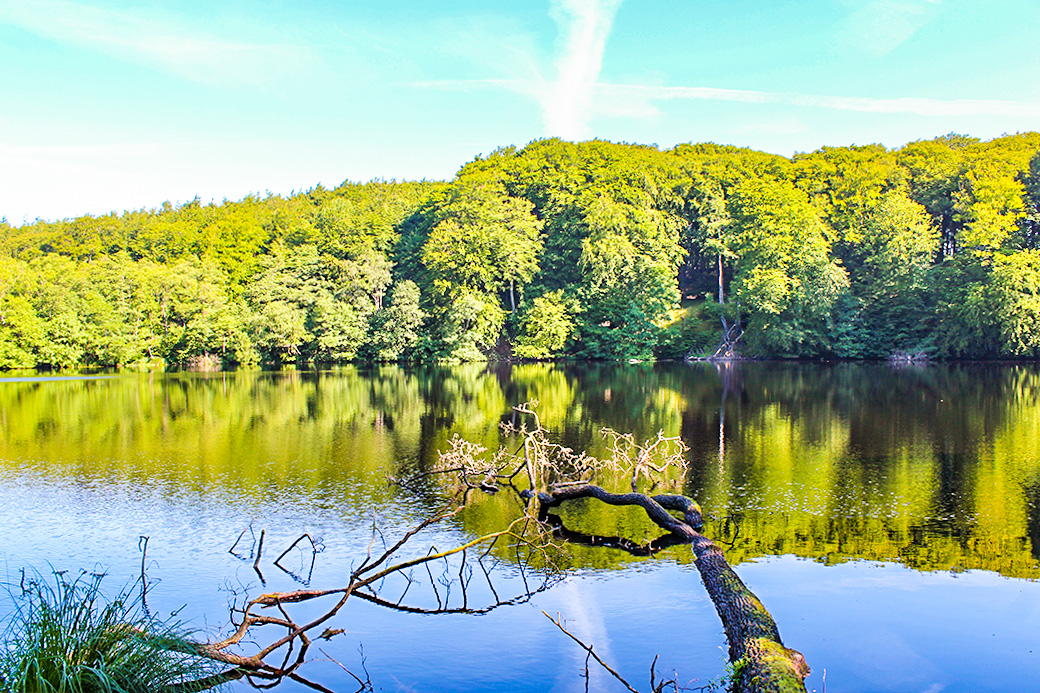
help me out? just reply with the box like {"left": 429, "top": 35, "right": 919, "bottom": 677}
{"left": 3, "top": 362, "right": 1040, "bottom": 690}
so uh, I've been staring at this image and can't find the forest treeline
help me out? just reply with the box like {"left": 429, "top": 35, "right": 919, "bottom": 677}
{"left": 2, "top": 133, "right": 1040, "bottom": 369}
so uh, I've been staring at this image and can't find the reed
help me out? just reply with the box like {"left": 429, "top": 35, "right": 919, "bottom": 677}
{"left": 1, "top": 570, "right": 221, "bottom": 693}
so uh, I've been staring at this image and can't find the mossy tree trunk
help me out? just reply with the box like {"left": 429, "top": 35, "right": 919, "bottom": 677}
{"left": 527, "top": 484, "right": 810, "bottom": 693}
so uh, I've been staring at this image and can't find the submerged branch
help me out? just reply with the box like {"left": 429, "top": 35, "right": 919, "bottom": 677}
{"left": 544, "top": 611, "right": 641, "bottom": 693}
{"left": 168, "top": 510, "right": 554, "bottom": 689}
{"left": 18, "top": 404, "right": 810, "bottom": 693}
{"left": 525, "top": 483, "right": 809, "bottom": 693}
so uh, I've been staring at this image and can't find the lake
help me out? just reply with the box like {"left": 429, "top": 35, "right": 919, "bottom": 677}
{"left": 1, "top": 362, "right": 1039, "bottom": 692}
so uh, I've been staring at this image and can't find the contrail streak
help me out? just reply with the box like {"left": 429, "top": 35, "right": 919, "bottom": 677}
{"left": 543, "top": 0, "right": 625, "bottom": 139}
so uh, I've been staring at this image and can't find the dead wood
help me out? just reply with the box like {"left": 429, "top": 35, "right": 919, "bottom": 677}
{"left": 526, "top": 483, "right": 809, "bottom": 693}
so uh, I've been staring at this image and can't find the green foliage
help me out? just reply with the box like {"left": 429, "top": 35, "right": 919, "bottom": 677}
{"left": 578, "top": 304, "right": 661, "bottom": 360}
{"left": 954, "top": 134, "right": 1040, "bottom": 250}
{"left": 927, "top": 253, "right": 998, "bottom": 357}
{"left": 789, "top": 144, "right": 901, "bottom": 246}
{"left": 311, "top": 294, "right": 368, "bottom": 362}
{"left": 434, "top": 291, "right": 505, "bottom": 362}
{"left": 1017, "top": 150, "right": 1040, "bottom": 249}
{"left": 988, "top": 250, "right": 1040, "bottom": 355}
{"left": 1, "top": 570, "right": 220, "bottom": 692}
{"left": 726, "top": 177, "right": 848, "bottom": 355}
{"left": 654, "top": 303, "right": 723, "bottom": 359}
{"left": 413, "top": 180, "right": 544, "bottom": 355}
{"left": 827, "top": 191, "right": 939, "bottom": 357}
{"left": 897, "top": 135, "right": 971, "bottom": 256}
{"left": 368, "top": 280, "right": 426, "bottom": 361}
{"left": 513, "top": 291, "right": 575, "bottom": 359}
{"left": 577, "top": 194, "right": 684, "bottom": 320}
{"left": 703, "top": 656, "right": 749, "bottom": 693}
{"left": 421, "top": 182, "right": 543, "bottom": 301}
{"left": 860, "top": 191, "right": 937, "bottom": 288}
{"left": 3, "top": 133, "right": 1040, "bottom": 367}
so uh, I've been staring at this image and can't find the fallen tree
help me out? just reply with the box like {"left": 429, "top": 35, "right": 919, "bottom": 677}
{"left": 198, "top": 400, "right": 812, "bottom": 691}
{"left": 525, "top": 484, "right": 810, "bottom": 692}
{"left": 5, "top": 403, "right": 809, "bottom": 693}
{"left": 434, "top": 403, "right": 811, "bottom": 693}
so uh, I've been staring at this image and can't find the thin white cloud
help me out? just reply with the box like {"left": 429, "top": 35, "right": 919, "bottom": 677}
{"left": 605, "top": 83, "right": 1040, "bottom": 117}
{"left": 836, "top": 0, "right": 942, "bottom": 56}
{"left": 542, "top": 0, "right": 625, "bottom": 139}
{"left": 0, "top": 0, "right": 315, "bottom": 86}
{"left": 414, "top": 78, "right": 1040, "bottom": 119}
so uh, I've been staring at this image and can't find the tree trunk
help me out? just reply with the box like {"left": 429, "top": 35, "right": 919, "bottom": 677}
{"left": 718, "top": 253, "right": 724, "bottom": 305}
{"left": 526, "top": 485, "right": 810, "bottom": 693}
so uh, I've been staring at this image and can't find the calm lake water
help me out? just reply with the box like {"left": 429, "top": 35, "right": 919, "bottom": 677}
{"left": 1, "top": 362, "right": 1039, "bottom": 692}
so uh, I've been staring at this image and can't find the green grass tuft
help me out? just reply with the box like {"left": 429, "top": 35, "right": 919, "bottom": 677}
{"left": 1, "top": 569, "right": 224, "bottom": 693}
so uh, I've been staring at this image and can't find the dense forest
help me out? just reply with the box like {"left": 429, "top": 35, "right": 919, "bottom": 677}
{"left": 2, "top": 133, "right": 1040, "bottom": 369}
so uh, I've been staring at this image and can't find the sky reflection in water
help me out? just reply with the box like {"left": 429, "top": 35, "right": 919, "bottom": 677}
{"left": 1, "top": 362, "right": 1039, "bottom": 692}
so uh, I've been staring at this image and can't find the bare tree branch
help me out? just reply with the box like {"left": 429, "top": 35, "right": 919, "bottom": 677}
{"left": 543, "top": 611, "right": 640, "bottom": 693}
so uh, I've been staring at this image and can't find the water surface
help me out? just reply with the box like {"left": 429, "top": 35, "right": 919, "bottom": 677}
{"left": 1, "top": 362, "right": 1038, "bottom": 692}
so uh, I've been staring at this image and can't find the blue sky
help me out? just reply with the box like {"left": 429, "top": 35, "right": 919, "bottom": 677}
{"left": 2, "top": 0, "right": 1039, "bottom": 223}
